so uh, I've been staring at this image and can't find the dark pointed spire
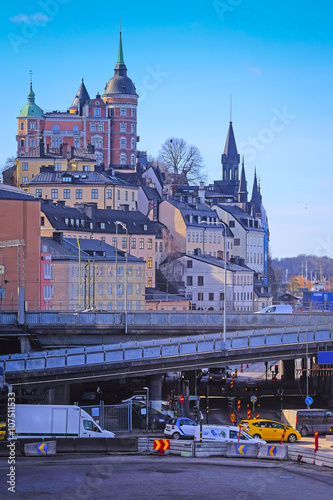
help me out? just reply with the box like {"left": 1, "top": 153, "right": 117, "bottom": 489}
{"left": 238, "top": 155, "right": 248, "bottom": 203}
{"left": 223, "top": 121, "right": 238, "bottom": 158}
{"left": 71, "top": 80, "right": 90, "bottom": 108}
{"left": 251, "top": 168, "right": 262, "bottom": 217}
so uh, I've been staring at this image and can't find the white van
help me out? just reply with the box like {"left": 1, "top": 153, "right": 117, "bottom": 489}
{"left": 257, "top": 304, "right": 292, "bottom": 314}
{"left": 194, "top": 424, "right": 266, "bottom": 443}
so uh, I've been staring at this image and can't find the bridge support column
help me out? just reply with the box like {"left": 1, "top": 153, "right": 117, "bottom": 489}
{"left": 19, "top": 336, "right": 31, "bottom": 353}
{"left": 47, "top": 384, "right": 71, "bottom": 405}
{"left": 148, "top": 375, "right": 162, "bottom": 401}
{"left": 281, "top": 360, "right": 295, "bottom": 382}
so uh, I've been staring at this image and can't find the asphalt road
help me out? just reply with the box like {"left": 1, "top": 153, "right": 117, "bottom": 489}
{"left": 1, "top": 455, "right": 333, "bottom": 500}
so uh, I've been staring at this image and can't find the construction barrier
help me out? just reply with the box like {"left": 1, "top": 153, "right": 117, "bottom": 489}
{"left": 226, "top": 442, "right": 258, "bottom": 458}
{"left": 24, "top": 441, "right": 56, "bottom": 456}
{"left": 194, "top": 442, "right": 227, "bottom": 458}
{"left": 288, "top": 445, "right": 315, "bottom": 465}
{"left": 257, "top": 444, "right": 288, "bottom": 460}
{"left": 315, "top": 450, "right": 333, "bottom": 468}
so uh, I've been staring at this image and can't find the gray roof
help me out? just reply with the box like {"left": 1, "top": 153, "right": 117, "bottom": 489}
{"left": 104, "top": 74, "right": 137, "bottom": 95}
{"left": 223, "top": 122, "right": 238, "bottom": 158}
{"left": 216, "top": 204, "right": 265, "bottom": 233}
{"left": 41, "top": 236, "right": 144, "bottom": 263}
{"left": 183, "top": 253, "right": 254, "bottom": 273}
{"left": 71, "top": 80, "right": 90, "bottom": 108}
{"left": 0, "top": 184, "right": 36, "bottom": 201}
{"left": 25, "top": 171, "right": 135, "bottom": 186}
{"left": 144, "top": 288, "right": 188, "bottom": 302}
{"left": 166, "top": 199, "right": 223, "bottom": 229}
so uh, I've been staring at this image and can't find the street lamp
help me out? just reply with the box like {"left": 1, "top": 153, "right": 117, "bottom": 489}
{"left": 115, "top": 221, "right": 128, "bottom": 334}
{"left": 200, "top": 220, "right": 228, "bottom": 342}
{"left": 143, "top": 386, "right": 149, "bottom": 431}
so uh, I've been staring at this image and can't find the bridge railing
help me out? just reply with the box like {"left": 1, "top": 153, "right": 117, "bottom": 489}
{"left": 1, "top": 327, "right": 333, "bottom": 375}
{"left": 1, "top": 310, "right": 333, "bottom": 328}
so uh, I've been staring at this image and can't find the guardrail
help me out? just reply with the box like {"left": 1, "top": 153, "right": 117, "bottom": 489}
{"left": 1, "top": 327, "right": 333, "bottom": 374}
{"left": 1, "top": 311, "right": 333, "bottom": 328}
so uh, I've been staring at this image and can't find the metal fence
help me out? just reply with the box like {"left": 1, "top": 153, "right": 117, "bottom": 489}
{"left": 80, "top": 401, "right": 133, "bottom": 433}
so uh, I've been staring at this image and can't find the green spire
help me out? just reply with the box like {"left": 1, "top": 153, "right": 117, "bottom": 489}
{"left": 117, "top": 31, "right": 125, "bottom": 65}
{"left": 18, "top": 71, "right": 43, "bottom": 118}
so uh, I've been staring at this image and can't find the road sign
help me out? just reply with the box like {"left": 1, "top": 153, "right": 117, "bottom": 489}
{"left": 250, "top": 395, "right": 257, "bottom": 403}
{"left": 318, "top": 352, "right": 333, "bottom": 364}
{"left": 154, "top": 439, "right": 170, "bottom": 451}
{"left": 179, "top": 395, "right": 185, "bottom": 404}
{"left": 236, "top": 444, "right": 246, "bottom": 455}
{"left": 230, "top": 413, "right": 236, "bottom": 423}
{"left": 37, "top": 443, "right": 47, "bottom": 454}
{"left": 268, "top": 446, "right": 277, "bottom": 457}
{"left": 305, "top": 396, "right": 313, "bottom": 406}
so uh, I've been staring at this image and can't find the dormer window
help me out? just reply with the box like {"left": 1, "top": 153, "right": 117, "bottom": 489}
{"left": 65, "top": 218, "right": 69, "bottom": 225}
{"left": 143, "top": 224, "right": 147, "bottom": 231}
{"left": 90, "top": 222, "right": 93, "bottom": 229}
{"left": 101, "top": 222, "right": 105, "bottom": 229}
{"left": 70, "top": 218, "right": 74, "bottom": 226}
{"left": 62, "top": 175, "right": 72, "bottom": 183}
{"left": 81, "top": 220, "right": 85, "bottom": 228}
{"left": 94, "top": 108, "right": 101, "bottom": 116}
{"left": 75, "top": 219, "right": 80, "bottom": 227}
{"left": 189, "top": 215, "right": 193, "bottom": 223}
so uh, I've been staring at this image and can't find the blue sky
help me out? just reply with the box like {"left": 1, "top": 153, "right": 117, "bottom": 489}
{"left": 1, "top": 0, "right": 332, "bottom": 259}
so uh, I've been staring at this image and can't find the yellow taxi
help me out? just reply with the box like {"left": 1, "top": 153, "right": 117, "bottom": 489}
{"left": 240, "top": 419, "right": 301, "bottom": 443}
{"left": 0, "top": 422, "right": 6, "bottom": 440}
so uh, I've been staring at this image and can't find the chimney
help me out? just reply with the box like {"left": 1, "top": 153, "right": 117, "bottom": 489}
{"left": 217, "top": 250, "right": 223, "bottom": 260}
{"left": 57, "top": 201, "right": 66, "bottom": 207}
{"left": 53, "top": 232, "right": 63, "bottom": 245}
{"left": 119, "top": 204, "right": 129, "bottom": 212}
{"left": 199, "top": 181, "right": 205, "bottom": 204}
{"left": 62, "top": 143, "right": 68, "bottom": 158}
{"left": 75, "top": 202, "right": 97, "bottom": 221}
{"left": 70, "top": 146, "right": 75, "bottom": 159}
{"left": 193, "top": 248, "right": 202, "bottom": 256}
{"left": 39, "top": 136, "right": 44, "bottom": 157}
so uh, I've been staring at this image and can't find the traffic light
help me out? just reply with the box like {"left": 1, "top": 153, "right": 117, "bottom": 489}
{"left": 275, "top": 365, "right": 279, "bottom": 374}
{"left": 169, "top": 391, "right": 174, "bottom": 403}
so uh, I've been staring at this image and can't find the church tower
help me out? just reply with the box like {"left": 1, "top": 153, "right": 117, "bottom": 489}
{"left": 102, "top": 31, "right": 139, "bottom": 171}
{"left": 237, "top": 156, "right": 248, "bottom": 205}
{"left": 16, "top": 73, "right": 44, "bottom": 155}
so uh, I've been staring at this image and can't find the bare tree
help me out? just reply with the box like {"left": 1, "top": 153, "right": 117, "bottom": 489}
{"left": 157, "top": 138, "right": 205, "bottom": 185}
{"left": 1, "top": 155, "right": 16, "bottom": 174}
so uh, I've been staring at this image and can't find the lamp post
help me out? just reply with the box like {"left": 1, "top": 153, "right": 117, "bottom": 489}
{"left": 200, "top": 220, "right": 228, "bottom": 341}
{"left": 143, "top": 386, "right": 149, "bottom": 431}
{"left": 115, "top": 221, "right": 128, "bottom": 334}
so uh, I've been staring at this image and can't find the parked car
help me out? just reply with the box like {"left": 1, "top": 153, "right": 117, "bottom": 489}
{"left": 164, "top": 417, "right": 198, "bottom": 440}
{"left": 281, "top": 409, "right": 333, "bottom": 436}
{"left": 241, "top": 419, "right": 301, "bottom": 443}
{"left": 132, "top": 402, "right": 171, "bottom": 430}
{"left": 194, "top": 424, "right": 266, "bottom": 444}
{"left": 122, "top": 395, "right": 146, "bottom": 403}
{"left": 256, "top": 304, "right": 292, "bottom": 314}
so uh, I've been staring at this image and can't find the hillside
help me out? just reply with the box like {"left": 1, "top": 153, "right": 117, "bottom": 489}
{"left": 271, "top": 255, "right": 333, "bottom": 282}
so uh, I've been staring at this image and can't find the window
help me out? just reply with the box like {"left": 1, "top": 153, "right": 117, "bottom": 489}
{"left": 107, "top": 266, "right": 112, "bottom": 277}
{"left": 125, "top": 190, "right": 128, "bottom": 201}
{"left": 220, "top": 292, "right": 224, "bottom": 301}
{"left": 120, "top": 137, "right": 126, "bottom": 149}
{"left": 197, "top": 276, "right": 204, "bottom": 286}
{"left": 62, "top": 175, "right": 72, "bottom": 183}
{"left": 159, "top": 242, "right": 163, "bottom": 252}
{"left": 147, "top": 257, "right": 152, "bottom": 269}
{"left": 90, "top": 122, "right": 96, "bottom": 131}
{"left": 98, "top": 284, "right": 103, "bottom": 296}
{"left": 36, "top": 189, "right": 42, "bottom": 198}
{"left": 20, "top": 139, "right": 24, "bottom": 147}
{"left": 22, "top": 177, "right": 28, "bottom": 183}
{"left": 117, "top": 266, "right": 124, "bottom": 277}
{"left": 22, "top": 162, "right": 28, "bottom": 171}
{"left": 131, "top": 123, "right": 135, "bottom": 133}
{"left": 20, "top": 122, "right": 24, "bottom": 130}
{"left": 147, "top": 277, "right": 152, "bottom": 287}
{"left": 131, "top": 238, "right": 136, "bottom": 249}
{"left": 53, "top": 124, "right": 59, "bottom": 133}
{"left": 136, "top": 300, "right": 141, "bottom": 310}
{"left": 120, "top": 107, "right": 126, "bottom": 116}
{"left": 147, "top": 238, "right": 152, "bottom": 250}
{"left": 51, "top": 189, "right": 58, "bottom": 199}
{"left": 83, "top": 165, "right": 90, "bottom": 171}
{"left": 136, "top": 284, "right": 141, "bottom": 294}
{"left": 117, "top": 190, "right": 120, "bottom": 200}
{"left": 76, "top": 189, "right": 82, "bottom": 199}
{"left": 136, "top": 266, "right": 141, "bottom": 277}
{"left": 234, "top": 238, "right": 240, "bottom": 246}
{"left": 132, "top": 192, "right": 135, "bottom": 202}
{"left": 209, "top": 293, "right": 214, "bottom": 301}
{"left": 29, "top": 121, "right": 36, "bottom": 130}
{"left": 73, "top": 125, "right": 79, "bottom": 133}
{"left": 187, "top": 276, "right": 193, "bottom": 286}
{"left": 120, "top": 153, "right": 126, "bottom": 165}
{"left": 95, "top": 153, "right": 103, "bottom": 165}
{"left": 63, "top": 189, "right": 70, "bottom": 199}
{"left": 112, "top": 237, "right": 117, "bottom": 247}
{"left": 187, "top": 260, "right": 193, "bottom": 268}
{"left": 94, "top": 108, "right": 101, "bottom": 116}
{"left": 120, "top": 123, "right": 126, "bottom": 132}
{"left": 30, "top": 139, "right": 36, "bottom": 147}
{"left": 74, "top": 138, "right": 80, "bottom": 148}
{"left": 131, "top": 137, "right": 136, "bottom": 150}
{"left": 91, "top": 189, "right": 98, "bottom": 199}
{"left": 139, "top": 238, "right": 144, "bottom": 249}
{"left": 128, "top": 266, "right": 132, "bottom": 277}
{"left": 131, "top": 154, "right": 135, "bottom": 166}
{"left": 55, "top": 162, "right": 61, "bottom": 171}
{"left": 106, "top": 189, "right": 112, "bottom": 199}
{"left": 122, "top": 237, "right": 127, "bottom": 249}
{"left": 229, "top": 220, "right": 235, "bottom": 228}
{"left": 131, "top": 108, "right": 135, "bottom": 117}
{"left": 101, "top": 222, "right": 105, "bottom": 229}
{"left": 98, "top": 123, "right": 104, "bottom": 132}
{"left": 198, "top": 293, "right": 203, "bottom": 301}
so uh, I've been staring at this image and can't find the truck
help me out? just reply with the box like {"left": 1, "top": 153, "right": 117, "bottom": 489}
{"left": 8, "top": 404, "right": 115, "bottom": 439}
{"left": 281, "top": 408, "right": 333, "bottom": 436}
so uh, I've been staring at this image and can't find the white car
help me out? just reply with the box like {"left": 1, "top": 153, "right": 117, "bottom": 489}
{"left": 164, "top": 418, "right": 198, "bottom": 439}
{"left": 194, "top": 424, "right": 266, "bottom": 444}
{"left": 121, "top": 395, "right": 146, "bottom": 403}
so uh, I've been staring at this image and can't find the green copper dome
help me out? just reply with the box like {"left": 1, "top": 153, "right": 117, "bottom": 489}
{"left": 18, "top": 82, "right": 43, "bottom": 118}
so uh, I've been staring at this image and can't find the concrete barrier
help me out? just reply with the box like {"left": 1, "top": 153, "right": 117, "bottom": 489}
{"left": 257, "top": 444, "right": 288, "bottom": 460}
{"left": 55, "top": 438, "right": 76, "bottom": 453}
{"left": 226, "top": 442, "right": 258, "bottom": 458}
{"left": 194, "top": 442, "right": 227, "bottom": 458}
{"left": 169, "top": 441, "right": 194, "bottom": 456}
{"left": 107, "top": 438, "right": 138, "bottom": 452}
{"left": 24, "top": 441, "right": 56, "bottom": 456}
{"left": 315, "top": 450, "right": 333, "bottom": 468}
{"left": 288, "top": 445, "right": 315, "bottom": 464}
{"left": 74, "top": 438, "right": 107, "bottom": 453}
{"left": 0, "top": 441, "right": 22, "bottom": 457}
